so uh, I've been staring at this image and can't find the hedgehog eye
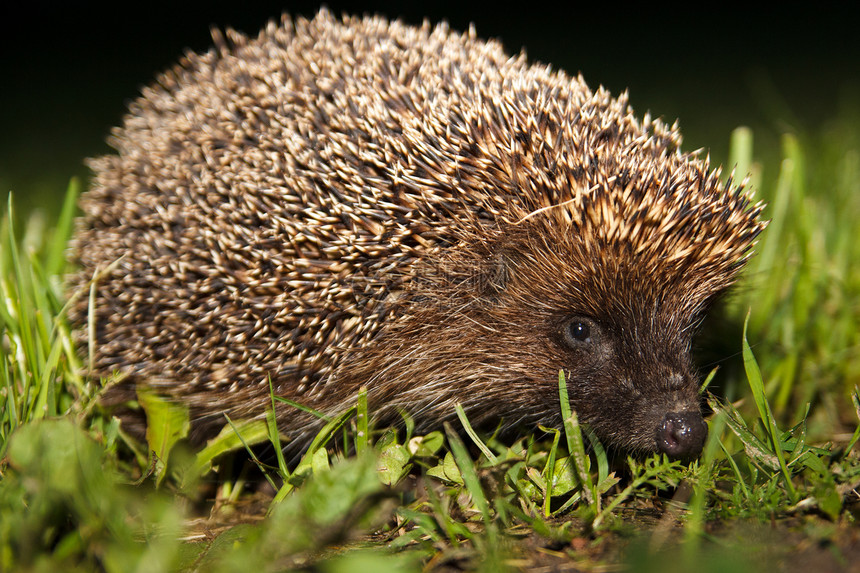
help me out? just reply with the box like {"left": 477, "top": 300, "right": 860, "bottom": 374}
{"left": 562, "top": 318, "right": 594, "bottom": 347}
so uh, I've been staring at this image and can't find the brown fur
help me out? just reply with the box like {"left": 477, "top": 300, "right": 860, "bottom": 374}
{"left": 70, "top": 10, "right": 765, "bottom": 453}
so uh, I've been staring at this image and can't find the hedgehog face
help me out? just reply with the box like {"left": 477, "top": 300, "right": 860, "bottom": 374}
{"left": 551, "top": 312, "right": 707, "bottom": 457}
{"left": 463, "top": 218, "right": 714, "bottom": 457}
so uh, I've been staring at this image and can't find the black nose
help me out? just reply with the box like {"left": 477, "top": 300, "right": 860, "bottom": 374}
{"left": 656, "top": 411, "right": 707, "bottom": 458}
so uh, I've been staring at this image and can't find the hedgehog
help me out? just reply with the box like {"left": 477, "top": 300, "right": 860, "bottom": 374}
{"left": 70, "top": 9, "right": 766, "bottom": 458}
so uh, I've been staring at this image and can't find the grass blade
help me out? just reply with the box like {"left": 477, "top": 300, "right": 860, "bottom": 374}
{"left": 559, "top": 370, "right": 595, "bottom": 507}
{"left": 742, "top": 312, "right": 797, "bottom": 501}
{"left": 46, "top": 178, "right": 81, "bottom": 277}
{"left": 455, "top": 403, "right": 497, "bottom": 464}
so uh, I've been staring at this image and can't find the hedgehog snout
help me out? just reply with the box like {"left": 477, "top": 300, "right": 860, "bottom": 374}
{"left": 655, "top": 411, "right": 707, "bottom": 459}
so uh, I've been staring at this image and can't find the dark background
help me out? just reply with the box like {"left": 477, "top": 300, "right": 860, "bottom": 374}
{"left": 2, "top": 2, "right": 858, "bottom": 216}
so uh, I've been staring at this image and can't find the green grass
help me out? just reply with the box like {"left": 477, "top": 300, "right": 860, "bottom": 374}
{"left": 1, "top": 108, "right": 859, "bottom": 571}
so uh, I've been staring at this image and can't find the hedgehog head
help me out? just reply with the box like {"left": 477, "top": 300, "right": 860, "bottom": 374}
{"left": 490, "top": 176, "right": 762, "bottom": 455}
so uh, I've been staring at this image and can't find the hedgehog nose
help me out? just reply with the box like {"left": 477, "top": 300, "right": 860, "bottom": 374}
{"left": 656, "top": 411, "right": 707, "bottom": 459}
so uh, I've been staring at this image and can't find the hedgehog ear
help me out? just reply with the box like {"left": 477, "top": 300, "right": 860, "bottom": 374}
{"left": 479, "top": 251, "right": 511, "bottom": 296}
